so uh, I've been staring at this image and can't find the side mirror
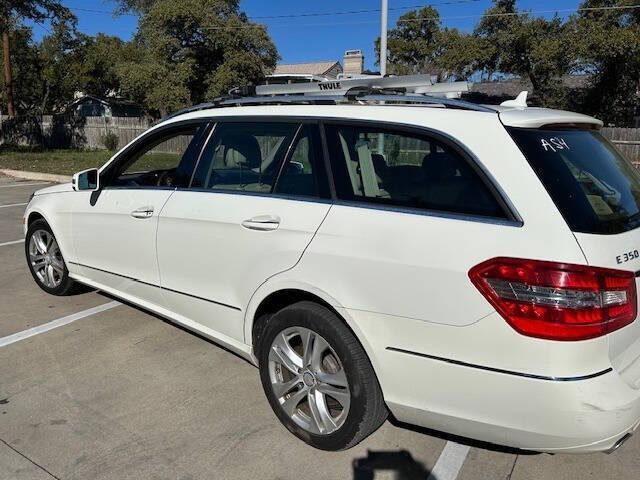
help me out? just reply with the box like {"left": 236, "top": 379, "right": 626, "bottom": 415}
{"left": 72, "top": 168, "right": 100, "bottom": 192}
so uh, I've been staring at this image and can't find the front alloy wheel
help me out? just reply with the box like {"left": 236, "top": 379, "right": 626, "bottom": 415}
{"left": 28, "top": 229, "right": 65, "bottom": 288}
{"left": 25, "top": 219, "right": 78, "bottom": 296}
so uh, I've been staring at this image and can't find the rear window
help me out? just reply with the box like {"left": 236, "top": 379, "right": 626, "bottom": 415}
{"left": 509, "top": 128, "right": 640, "bottom": 235}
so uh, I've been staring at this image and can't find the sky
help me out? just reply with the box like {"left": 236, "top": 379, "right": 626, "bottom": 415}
{"left": 28, "top": 0, "right": 583, "bottom": 71}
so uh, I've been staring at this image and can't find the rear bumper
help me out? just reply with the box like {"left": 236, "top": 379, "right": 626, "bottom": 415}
{"left": 382, "top": 348, "right": 640, "bottom": 453}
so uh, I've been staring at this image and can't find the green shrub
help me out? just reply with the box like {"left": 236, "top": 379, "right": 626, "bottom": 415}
{"left": 101, "top": 131, "right": 119, "bottom": 151}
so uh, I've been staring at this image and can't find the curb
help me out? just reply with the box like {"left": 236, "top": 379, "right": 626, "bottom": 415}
{"left": 0, "top": 169, "right": 71, "bottom": 183}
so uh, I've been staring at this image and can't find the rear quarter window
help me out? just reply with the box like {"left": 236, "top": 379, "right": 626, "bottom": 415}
{"left": 508, "top": 128, "right": 640, "bottom": 235}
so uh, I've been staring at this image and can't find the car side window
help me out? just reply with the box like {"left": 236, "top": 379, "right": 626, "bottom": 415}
{"left": 274, "top": 124, "right": 330, "bottom": 199}
{"left": 106, "top": 123, "right": 207, "bottom": 189}
{"left": 324, "top": 124, "right": 507, "bottom": 219}
{"left": 191, "top": 122, "right": 298, "bottom": 193}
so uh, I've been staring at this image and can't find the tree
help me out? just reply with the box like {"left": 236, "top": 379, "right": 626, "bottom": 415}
{"left": 114, "top": 0, "right": 157, "bottom": 15}
{"left": 474, "top": 1, "right": 572, "bottom": 106}
{"left": 38, "top": 15, "right": 90, "bottom": 114}
{"left": 0, "top": 0, "right": 70, "bottom": 116}
{"left": 116, "top": 0, "right": 278, "bottom": 115}
{"left": 0, "top": 25, "right": 43, "bottom": 113}
{"left": 567, "top": 0, "right": 640, "bottom": 125}
{"left": 375, "top": 6, "right": 459, "bottom": 78}
{"left": 78, "top": 34, "right": 130, "bottom": 98}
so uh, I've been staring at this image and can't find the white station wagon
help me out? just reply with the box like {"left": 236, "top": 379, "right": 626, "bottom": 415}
{"left": 24, "top": 76, "right": 640, "bottom": 453}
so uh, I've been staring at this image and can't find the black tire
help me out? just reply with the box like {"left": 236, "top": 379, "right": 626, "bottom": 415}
{"left": 258, "top": 301, "right": 387, "bottom": 450}
{"left": 25, "top": 219, "right": 78, "bottom": 296}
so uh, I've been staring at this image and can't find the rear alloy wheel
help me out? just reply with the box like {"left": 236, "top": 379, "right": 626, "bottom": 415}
{"left": 258, "top": 301, "right": 387, "bottom": 450}
{"left": 25, "top": 219, "right": 78, "bottom": 296}
{"left": 268, "top": 326, "right": 351, "bottom": 435}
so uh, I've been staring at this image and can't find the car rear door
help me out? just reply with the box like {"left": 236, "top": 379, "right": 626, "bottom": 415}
{"left": 71, "top": 121, "right": 209, "bottom": 305}
{"left": 156, "top": 120, "right": 332, "bottom": 343}
{"left": 509, "top": 127, "right": 640, "bottom": 388}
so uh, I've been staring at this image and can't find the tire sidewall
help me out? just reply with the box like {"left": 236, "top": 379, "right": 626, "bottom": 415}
{"left": 25, "top": 219, "right": 71, "bottom": 295}
{"left": 258, "top": 302, "right": 372, "bottom": 451}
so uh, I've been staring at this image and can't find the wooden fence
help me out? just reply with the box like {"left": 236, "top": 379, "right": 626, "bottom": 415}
{"left": 0, "top": 115, "right": 152, "bottom": 150}
{"left": 601, "top": 127, "right": 640, "bottom": 166}
{"left": 1, "top": 115, "right": 640, "bottom": 165}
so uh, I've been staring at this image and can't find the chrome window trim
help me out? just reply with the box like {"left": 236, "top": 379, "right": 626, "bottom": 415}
{"left": 93, "top": 114, "right": 523, "bottom": 227}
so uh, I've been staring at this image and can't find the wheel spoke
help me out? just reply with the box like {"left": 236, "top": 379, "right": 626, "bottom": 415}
{"left": 316, "top": 383, "right": 351, "bottom": 409}
{"left": 46, "top": 265, "right": 57, "bottom": 287}
{"left": 270, "top": 333, "right": 303, "bottom": 375}
{"left": 316, "top": 369, "right": 348, "bottom": 388}
{"left": 271, "top": 377, "right": 301, "bottom": 400}
{"left": 280, "top": 387, "right": 308, "bottom": 418}
{"left": 308, "top": 389, "right": 337, "bottom": 434}
{"left": 34, "top": 232, "right": 47, "bottom": 254}
{"left": 309, "top": 334, "right": 330, "bottom": 371}
{"left": 50, "top": 256, "right": 65, "bottom": 271}
{"left": 301, "top": 329, "right": 315, "bottom": 367}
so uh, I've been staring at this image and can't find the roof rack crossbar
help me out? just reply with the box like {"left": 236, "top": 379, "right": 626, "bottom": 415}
{"left": 359, "top": 94, "right": 497, "bottom": 113}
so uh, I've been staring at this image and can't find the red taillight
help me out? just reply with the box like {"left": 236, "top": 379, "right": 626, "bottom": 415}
{"left": 469, "top": 257, "right": 637, "bottom": 341}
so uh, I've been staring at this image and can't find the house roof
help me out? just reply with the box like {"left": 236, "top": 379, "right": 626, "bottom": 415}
{"left": 274, "top": 61, "right": 342, "bottom": 76}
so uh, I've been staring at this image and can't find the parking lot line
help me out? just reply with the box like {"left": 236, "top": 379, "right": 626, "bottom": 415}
{"left": 0, "top": 239, "right": 24, "bottom": 247}
{"left": 0, "top": 301, "right": 120, "bottom": 348}
{"left": 427, "top": 441, "right": 471, "bottom": 480}
{"left": 0, "top": 182, "right": 49, "bottom": 188}
{"left": 0, "top": 202, "right": 28, "bottom": 209}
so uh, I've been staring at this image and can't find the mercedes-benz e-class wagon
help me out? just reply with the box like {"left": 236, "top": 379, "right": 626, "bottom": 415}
{"left": 23, "top": 83, "right": 640, "bottom": 453}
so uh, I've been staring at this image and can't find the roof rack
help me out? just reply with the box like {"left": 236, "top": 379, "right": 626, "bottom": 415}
{"left": 164, "top": 74, "right": 498, "bottom": 120}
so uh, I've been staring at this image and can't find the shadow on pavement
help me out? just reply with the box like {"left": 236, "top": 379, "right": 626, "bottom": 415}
{"left": 353, "top": 450, "right": 432, "bottom": 479}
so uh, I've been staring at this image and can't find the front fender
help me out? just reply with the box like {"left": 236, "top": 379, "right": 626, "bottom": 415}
{"left": 24, "top": 196, "right": 76, "bottom": 269}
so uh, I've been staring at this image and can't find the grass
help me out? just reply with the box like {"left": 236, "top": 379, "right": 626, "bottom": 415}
{"left": 0, "top": 147, "right": 114, "bottom": 176}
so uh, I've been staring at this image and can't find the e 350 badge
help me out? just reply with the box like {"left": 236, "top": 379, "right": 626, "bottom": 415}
{"left": 616, "top": 249, "right": 640, "bottom": 265}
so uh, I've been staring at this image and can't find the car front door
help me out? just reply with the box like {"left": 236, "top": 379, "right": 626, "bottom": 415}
{"left": 70, "top": 121, "right": 209, "bottom": 305}
{"left": 156, "top": 121, "right": 332, "bottom": 343}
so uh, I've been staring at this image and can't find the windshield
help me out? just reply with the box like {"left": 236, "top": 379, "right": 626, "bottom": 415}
{"left": 508, "top": 127, "right": 640, "bottom": 235}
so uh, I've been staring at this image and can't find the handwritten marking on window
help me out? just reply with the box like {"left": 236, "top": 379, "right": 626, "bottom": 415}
{"left": 540, "top": 137, "right": 570, "bottom": 152}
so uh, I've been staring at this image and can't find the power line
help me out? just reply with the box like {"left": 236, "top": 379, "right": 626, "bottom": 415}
{"left": 65, "top": 0, "right": 486, "bottom": 20}
{"left": 31, "top": 21, "right": 51, "bottom": 34}
{"left": 248, "top": 0, "right": 485, "bottom": 20}
{"left": 28, "top": 3, "right": 640, "bottom": 33}
{"left": 194, "top": 4, "right": 640, "bottom": 30}
{"left": 396, "top": 3, "right": 640, "bottom": 23}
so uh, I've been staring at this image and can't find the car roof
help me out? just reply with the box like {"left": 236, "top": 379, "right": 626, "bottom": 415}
{"left": 161, "top": 102, "right": 603, "bottom": 131}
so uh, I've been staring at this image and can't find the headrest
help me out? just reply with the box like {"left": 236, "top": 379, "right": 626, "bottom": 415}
{"left": 422, "top": 151, "right": 460, "bottom": 180}
{"left": 222, "top": 134, "right": 261, "bottom": 169}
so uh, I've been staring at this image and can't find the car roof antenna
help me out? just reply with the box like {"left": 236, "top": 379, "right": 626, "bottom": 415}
{"left": 501, "top": 91, "right": 528, "bottom": 109}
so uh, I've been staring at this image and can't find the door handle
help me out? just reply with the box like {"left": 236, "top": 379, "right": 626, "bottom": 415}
{"left": 130, "top": 206, "right": 154, "bottom": 219}
{"left": 241, "top": 215, "right": 280, "bottom": 231}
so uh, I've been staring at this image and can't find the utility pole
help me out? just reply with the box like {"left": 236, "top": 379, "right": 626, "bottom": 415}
{"left": 380, "top": 0, "right": 388, "bottom": 77}
{"left": 378, "top": 0, "right": 388, "bottom": 154}
{"left": 1, "top": 15, "right": 15, "bottom": 118}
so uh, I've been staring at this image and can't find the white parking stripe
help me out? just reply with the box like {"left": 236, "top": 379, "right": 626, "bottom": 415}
{"left": 0, "top": 202, "right": 28, "bottom": 209}
{"left": 428, "top": 442, "right": 471, "bottom": 480}
{"left": 0, "top": 301, "right": 120, "bottom": 348}
{"left": 0, "top": 239, "right": 24, "bottom": 247}
{"left": 0, "top": 182, "right": 49, "bottom": 188}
